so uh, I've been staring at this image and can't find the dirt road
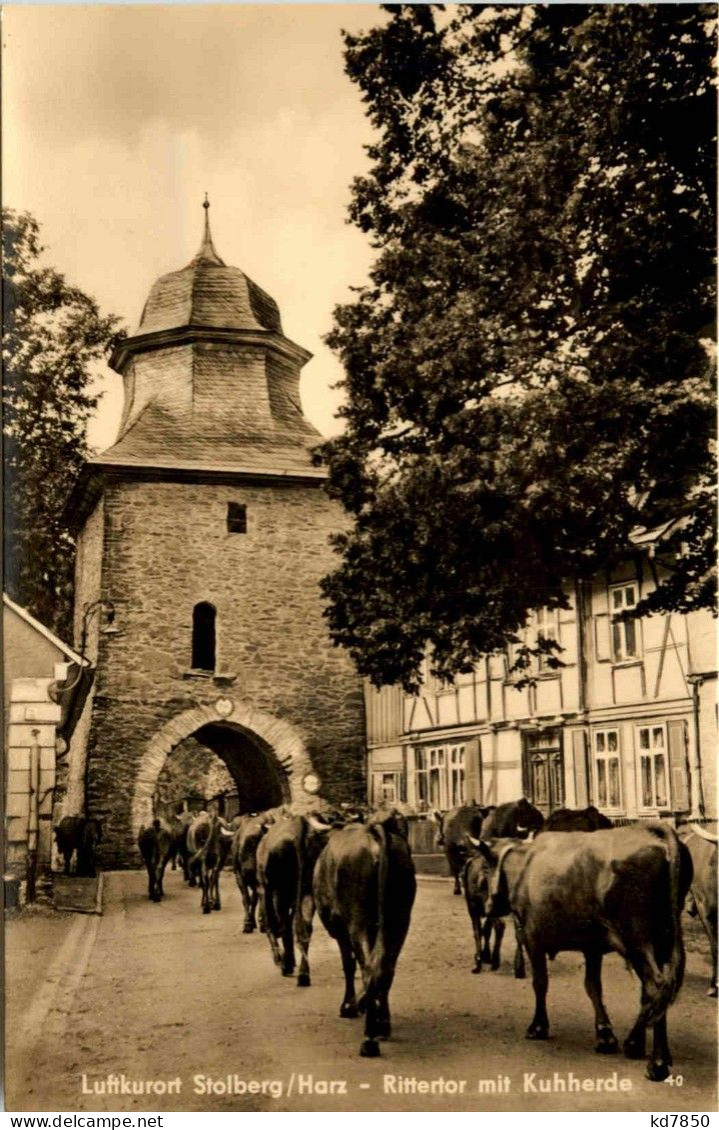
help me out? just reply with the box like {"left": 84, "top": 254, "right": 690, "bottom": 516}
{"left": 6, "top": 869, "right": 717, "bottom": 1112}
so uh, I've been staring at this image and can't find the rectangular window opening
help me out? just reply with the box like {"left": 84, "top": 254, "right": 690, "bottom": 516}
{"left": 227, "top": 503, "right": 247, "bottom": 534}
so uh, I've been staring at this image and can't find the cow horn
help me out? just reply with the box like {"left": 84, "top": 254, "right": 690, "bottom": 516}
{"left": 467, "top": 834, "right": 482, "bottom": 848}
{"left": 515, "top": 824, "right": 528, "bottom": 834}
{"left": 307, "top": 814, "right": 333, "bottom": 832}
{"left": 219, "top": 827, "right": 235, "bottom": 840}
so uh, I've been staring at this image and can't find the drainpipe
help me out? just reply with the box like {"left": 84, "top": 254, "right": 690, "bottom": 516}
{"left": 25, "top": 730, "right": 41, "bottom": 903}
{"left": 687, "top": 675, "right": 706, "bottom": 820}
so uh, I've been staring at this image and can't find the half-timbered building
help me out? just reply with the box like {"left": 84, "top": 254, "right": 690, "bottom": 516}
{"left": 366, "top": 524, "right": 717, "bottom": 823}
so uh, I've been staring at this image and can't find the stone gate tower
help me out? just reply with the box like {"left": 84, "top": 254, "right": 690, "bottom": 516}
{"left": 65, "top": 203, "right": 366, "bottom": 867}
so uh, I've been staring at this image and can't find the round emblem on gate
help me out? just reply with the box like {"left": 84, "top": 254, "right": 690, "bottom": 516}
{"left": 214, "top": 697, "right": 234, "bottom": 718}
{"left": 302, "top": 771, "right": 322, "bottom": 795}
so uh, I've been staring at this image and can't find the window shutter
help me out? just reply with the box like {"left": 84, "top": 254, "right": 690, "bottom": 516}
{"left": 464, "top": 738, "right": 482, "bottom": 806}
{"left": 594, "top": 613, "right": 611, "bottom": 662}
{"left": 572, "top": 730, "right": 590, "bottom": 807}
{"left": 667, "top": 720, "right": 690, "bottom": 812}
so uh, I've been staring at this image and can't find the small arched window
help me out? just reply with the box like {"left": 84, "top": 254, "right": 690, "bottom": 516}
{"left": 192, "top": 602, "right": 216, "bottom": 671}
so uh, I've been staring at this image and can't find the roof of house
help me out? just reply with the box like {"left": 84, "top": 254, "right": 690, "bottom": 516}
{"left": 2, "top": 593, "right": 86, "bottom": 665}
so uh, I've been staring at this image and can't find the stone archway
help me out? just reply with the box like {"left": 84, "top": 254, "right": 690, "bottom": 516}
{"left": 131, "top": 698, "right": 315, "bottom": 841}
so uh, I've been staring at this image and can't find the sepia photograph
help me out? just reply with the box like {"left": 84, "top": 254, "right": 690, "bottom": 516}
{"left": 2, "top": 1, "right": 717, "bottom": 1116}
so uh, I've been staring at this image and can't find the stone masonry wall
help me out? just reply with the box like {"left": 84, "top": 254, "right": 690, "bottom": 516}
{"left": 84, "top": 476, "right": 366, "bottom": 866}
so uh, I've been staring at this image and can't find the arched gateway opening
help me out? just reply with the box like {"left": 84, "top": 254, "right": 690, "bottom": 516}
{"left": 131, "top": 701, "right": 314, "bottom": 843}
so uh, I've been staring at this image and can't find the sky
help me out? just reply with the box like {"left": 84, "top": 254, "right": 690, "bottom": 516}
{"left": 2, "top": 3, "right": 382, "bottom": 450}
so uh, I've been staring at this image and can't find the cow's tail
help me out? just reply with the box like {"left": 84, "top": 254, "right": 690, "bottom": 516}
{"left": 369, "top": 822, "right": 390, "bottom": 978}
{"left": 638, "top": 824, "right": 687, "bottom": 1027}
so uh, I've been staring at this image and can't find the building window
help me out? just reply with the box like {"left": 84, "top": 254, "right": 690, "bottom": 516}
{"left": 593, "top": 728, "right": 622, "bottom": 810}
{"left": 508, "top": 607, "right": 561, "bottom": 676}
{"left": 373, "top": 771, "right": 404, "bottom": 806}
{"left": 636, "top": 723, "right": 669, "bottom": 810}
{"left": 534, "top": 607, "right": 560, "bottom": 671}
{"left": 192, "top": 602, "right": 216, "bottom": 671}
{"left": 610, "top": 582, "right": 639, "bottom": 661}
{"left": 227, "top": 503, "right": 247, "bottom": 534}
{"left": 414, "top": 744, "right": 465, "bottom": 809}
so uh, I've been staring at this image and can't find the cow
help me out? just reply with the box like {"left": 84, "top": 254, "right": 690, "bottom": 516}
{"left": 187, "top": 811, "right": 234, "bottom": 914}
{"left": 678, "top": 823, "right": 718, "bottom": 997}
{"left": 53, "top": 816, "right": 102, "bottom": 877}
{"left": 542, "top": 805, "right": 613, "bottom": 832}
{"left": 138, "top": 819, "right": 173, "bottom": 902}
{"left": 313, "top": 809, "right": 416, "bottom": 1057}
{"left": 464, "top": 804, "right": 612, "bottom": 978}
{"left": 461, "top": 798, "right": 544, "bottom": 977}
{"left": 256, "top": 811, "right": 336, "bottom": 986}
{"left": 480, "top": 797, "right": 545, "bottom": 839}
{"left": 437, "top": 804, "right": 492, "bottom": 895}
{"left": 475, "top": 823, "right": 692, "bottom": 1082}
{"left": 231, "top": 811, "right": 276, "bottom": 933}
{"left": 169, "top": 811, "right": 195, "bottom": 882}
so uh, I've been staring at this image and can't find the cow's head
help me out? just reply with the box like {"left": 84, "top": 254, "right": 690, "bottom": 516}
{"left": 514, "top": 798, "right": 544, "bottom": 838}
{"left": 370, "top": 808, "right": 410, "bottom": 841}
{"left": 468, "top": 838, "right": 515, "bottom": 918}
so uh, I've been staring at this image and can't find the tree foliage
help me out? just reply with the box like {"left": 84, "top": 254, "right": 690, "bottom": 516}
{"left": 3, "top": 209, "right": 123, "bottom": 636}
{"left": 319, "top": 4, "right": 717, "bottom": 693}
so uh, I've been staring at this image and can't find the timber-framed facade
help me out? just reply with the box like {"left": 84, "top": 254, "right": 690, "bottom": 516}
{"left": 366, "top": 532, "right": 717, "bottom": 823}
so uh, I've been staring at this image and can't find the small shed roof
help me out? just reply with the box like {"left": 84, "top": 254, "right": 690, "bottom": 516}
{"left": 3, "top": 594, "right": 86, "bottom": 666}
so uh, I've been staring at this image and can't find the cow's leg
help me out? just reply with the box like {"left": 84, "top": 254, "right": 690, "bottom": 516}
{"left": 255, "top": 882, "right": 266, "bottom": 933}
{"left": 63, "top": 849, "right": 72, "bottom": 875}
{"left": 514, "top": 921, "right": 526, "bottom": 979}
{"left": 295, "top": 893, "right": 314, "bottom": 986}
{"left": 236, "top": 870, "right": 254, "bottom": 933}
{"left": 360, "top": 946, "right": 398, "bottom": 1055}
{"left": 583, "top": 950, "right": 618, "bottom": 1053}
{"left": 212, "top": 865, "right": 221, "bottom": 911}
{"left": 335, "top": 926, "right": 359, "bottom": 1018}
{"left": 469, "top": 905, "right": 485, "bottom": 973}
{"left": 525, "top": 946, "right": 550, "bottom": 1040}
{"left": 280, "top": 909, "right": 295, "bottom": 977}
{"left": 490, "top": 917, "right": 505, "bottom": 971}
{"left": 697, "top": 903, "right": 718, "bottom": 997}
{"left": 646, "top": 1015, "right": 673, "bottom": 1082}
{"left": 449, "top": 849, "right": 462, "bottom": 896}
{"left": 261, "top": 887, "right": 283, "bottom": 967}
{"left": 479, "top": 916, "right": 492, "bottom": 967}
{"left": 249, "top": 880, "right": 259, "bottom": 932}
{"left": 623, "top": 980, "right": 648, "bottom": 1061}
{"left": 352, "top": 928, "right": 374, "bottom": 1015}
{"left": 201, "top": 865, "right": 211, "bottom": 914}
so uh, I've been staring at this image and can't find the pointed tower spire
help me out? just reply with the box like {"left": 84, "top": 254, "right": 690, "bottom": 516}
{"left": 194, "top": 193, "right": 225, "bottom": 265}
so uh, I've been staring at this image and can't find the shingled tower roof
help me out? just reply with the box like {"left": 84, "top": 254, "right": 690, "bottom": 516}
{"left": 136, "top": 195, "right": 283, "bottom": 337}
{"left": 86, "top": 199, "right": 324, "bottom": 485}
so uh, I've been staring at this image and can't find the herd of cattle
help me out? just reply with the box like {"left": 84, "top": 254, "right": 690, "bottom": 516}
{"left": 57, "top": 798, "right": 717, "bottom": 1076}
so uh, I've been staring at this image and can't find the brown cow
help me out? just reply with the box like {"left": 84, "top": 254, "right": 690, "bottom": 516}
{"left": 678, "top": 823, "right": 718, "bottom": 996}
{"left": 477, "top": 823, "right": 692, "bottom": 1082}
{"left": 314, "top": 809, "right": 416, "bottom": 1057}
{"left": 438, "top": 804, "right": 492, "bottom": 895}
{"left": 138, "top": 819, "right": 173, "bottom": 902}
{"left": 188, "top": 812, "right": 234, "bottom": 914}
{"left": 169, "top": 811, "right": 195, "bottom": 882}
{"left": 542, "top": 805, "right": 613, "bottom": 832}
{"left": 256, "top": 812, "right": 335, "bottom": 985}
{"left": 463, "top": 798, "right": 545, "bottom": 978}
{"left": 231, "top": 811, "right": 276, "bottom": 933}
{"left": 54, "top": 816, "right": 102, "bottom": 877}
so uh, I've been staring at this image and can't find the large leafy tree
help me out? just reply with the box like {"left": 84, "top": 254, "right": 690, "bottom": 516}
{"left": 3, "top": 209, "right": 123, "bottom": 636}
{"left": 320, "top": 4, "right": 717, "bottom": 692}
